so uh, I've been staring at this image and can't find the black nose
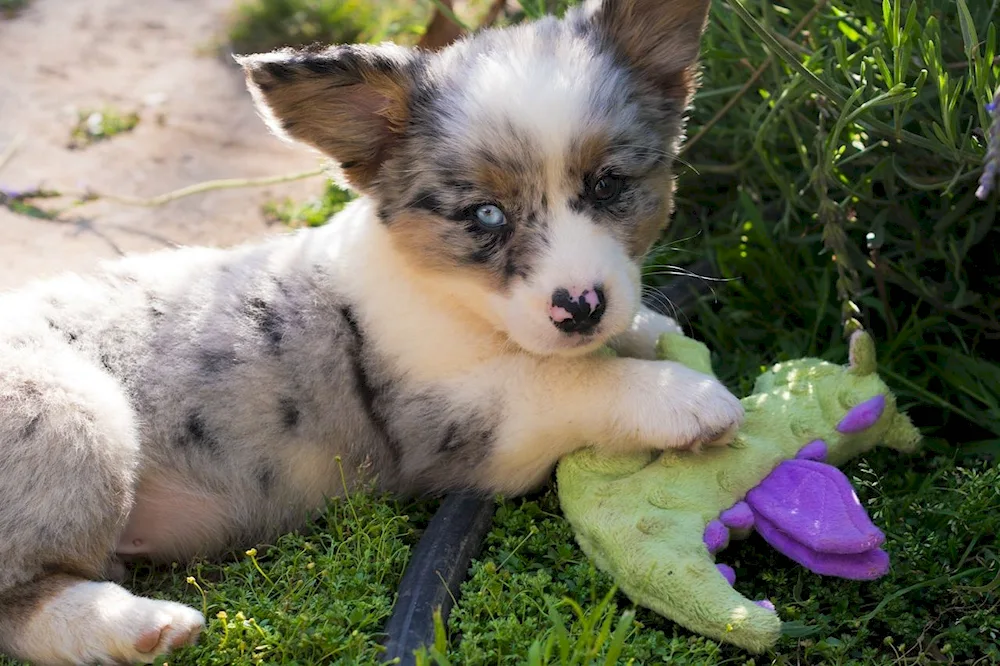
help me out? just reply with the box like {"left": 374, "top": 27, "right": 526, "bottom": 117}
{"left": 550, "top": 286, "right": 607, "bottom": 334}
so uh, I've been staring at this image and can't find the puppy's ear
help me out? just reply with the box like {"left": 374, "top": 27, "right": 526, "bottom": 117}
{"left": 586, "top": 0, "right": 712, "bottom": 103}
{"left": 237, "top": 44, "right": 419, "bottom": 191}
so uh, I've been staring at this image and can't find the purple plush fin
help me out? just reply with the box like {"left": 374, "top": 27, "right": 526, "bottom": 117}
{"left": 755, "top": 599, "right": 776, "bottom": 612}
{"left": 796, "top": 439, "right": 828, "bottom": 461}
{"left": 754, "top": 513, "right": 890, "bottom": 580}
{"left": 837, "top": 395, "right": 886, "bottom": 433}
{"left": 720, "top": 501, "right": 755, "bottom": 530}
{"left": 716, "top": 563, "right": 736, "bottom": 586}
{"left": 746, "top": 459, "right": 884, "bottom": 555}
{"left": 703, "top": 520, "right": 729, "bottom": 554}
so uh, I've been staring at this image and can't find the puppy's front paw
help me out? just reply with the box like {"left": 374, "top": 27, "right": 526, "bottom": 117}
{"left": 670, "top": 370, "right": 744, "bottom": 450}
{"left": 616, "top": 362, "right": 744, "bottom": 451}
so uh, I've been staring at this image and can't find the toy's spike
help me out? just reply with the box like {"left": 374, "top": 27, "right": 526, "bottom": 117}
{"left": 879, "top": 410, "right": 922, "bottom": 454}
{"left": 847, "top": 331, "right": 877, "bottom": 376}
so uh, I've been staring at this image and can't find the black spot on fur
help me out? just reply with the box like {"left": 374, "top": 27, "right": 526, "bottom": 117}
{"left": 340, "top": 306, "right": 402, "bottom": 467}
{"left": 279, "top": 398, "right": 300, "bottom": 430}
{"left": 504, "top": 255, "right": 522, "bottom": 281}
{"left": 100, "top": 354, "right": 114, "bottom": 373}
{"left": 438, "top": 422, "right": 460, "bottom": 453}
{"left": 200, "top": 349, "right": 236, "bottom": 374}
{"left": 148, "top": 292, "right": 166, "bottom": 317}
{"left": 437, "top": 419, "right": 496, "bottom": 459}
{"left": 256, "top": 465, "right": 276, "bottom": 495}
{"left": 180, "top": 413, "right": 219, "bottom": 453}
{"left": 21, "top": 414, "right": 41, "bottom": 439}
{"left": 245, "top": 297, "right": 285, "bottom": 353}
{"left": 408, "top": 190, "right": 448, "bottom": 216}
{"left": 46, "top": 318, "right": 78, "bottom": 343}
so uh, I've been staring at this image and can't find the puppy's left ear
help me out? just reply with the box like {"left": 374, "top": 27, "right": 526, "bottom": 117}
{"left": 585, "top": 0, "right": 712, "bottom": 104}
{"left": 237, "top": 44, "right": 420, "bottom": 192}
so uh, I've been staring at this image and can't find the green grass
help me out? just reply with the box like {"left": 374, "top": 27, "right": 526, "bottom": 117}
{"left": 653, "top": 0, "right": 1000, "bottom": 460}
{"left": 1, "top": 491, "right": 438, "bottom": 666}
{"left": 418, "top": 454, "right": 999, "bottom": 665}
{"left": 67, "top": 107, "right": 140, "bottom": 150}
{"left": 263, "top": 180, "right": 356, "bottom": 228}
{"left": 224, "top": 0, "right": 432, "bottom": 54}
{"left": 4, "top": 456, "right": 993, "bottom": 665}
{"left": 0, "top": 0, "right": 29, "bottom": 19}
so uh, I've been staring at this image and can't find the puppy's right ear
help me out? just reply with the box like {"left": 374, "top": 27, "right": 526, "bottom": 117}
{"left": 237, "top": 44, "right": 419, "bottom": 192}
{"left": 583, "top": 0, "right": 712, "bottom": 105}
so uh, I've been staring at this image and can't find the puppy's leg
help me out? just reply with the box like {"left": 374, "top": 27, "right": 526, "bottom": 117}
{"left": 0, "top": 575, "right": 204, "bottom": 666}
{"left": 521, "top": 354, "right": 743, "bottom": 451}
{"left": 608, "top": 304, "right": 684, "bottom": 360}
{"left": 465, "top": 353, "right": 744, "bottom": 492}
{"left": 0, "top": 344, "right": 204, "bottom": 665}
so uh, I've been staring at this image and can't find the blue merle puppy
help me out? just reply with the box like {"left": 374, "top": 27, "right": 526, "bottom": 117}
{"left": 0, "top": 1, "right": 743, "bottom": 663}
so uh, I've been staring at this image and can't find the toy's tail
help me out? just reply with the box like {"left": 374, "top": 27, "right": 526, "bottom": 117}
{"left": 607, "top": 524, "right": 782, "bottom": 653}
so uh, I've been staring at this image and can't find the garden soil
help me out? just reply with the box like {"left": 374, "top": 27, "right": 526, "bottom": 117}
{"left": 0, "top": 0, "right": 323, "bottom": 290}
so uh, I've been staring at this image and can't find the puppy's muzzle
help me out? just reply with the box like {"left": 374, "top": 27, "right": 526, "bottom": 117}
{"left": 549, "top": 285, "right": 606, "bottom": 335}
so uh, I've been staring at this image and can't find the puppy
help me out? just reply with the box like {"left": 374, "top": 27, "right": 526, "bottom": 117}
{"left": 0, "top": 1, "right": 743, "bottom": 663}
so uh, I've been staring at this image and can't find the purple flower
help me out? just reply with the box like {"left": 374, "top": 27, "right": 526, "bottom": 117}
{"left": 977, "top": 87, "right": 1000, "bottom": 201}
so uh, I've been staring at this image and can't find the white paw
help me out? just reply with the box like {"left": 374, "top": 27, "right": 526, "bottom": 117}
{"left": 616, "top": 361, "right": 745, "bottom": 450}
{"left": 111, "top": 597, "right": 205, "bottom": 664}
{"left": 18, "top": 581, "right": 205, "bottom": 666}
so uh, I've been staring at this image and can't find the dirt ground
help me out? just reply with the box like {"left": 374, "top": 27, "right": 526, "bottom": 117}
{"left": 0, "top": 0, "right": 324, "bottom": 290}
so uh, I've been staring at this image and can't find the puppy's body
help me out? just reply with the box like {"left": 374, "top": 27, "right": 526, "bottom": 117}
{"left": 0, "top": 2, "right": 743, "bottom": 664}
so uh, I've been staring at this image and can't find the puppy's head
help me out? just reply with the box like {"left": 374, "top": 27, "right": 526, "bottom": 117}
{"left": 239, "top": 0, "right": 710, "bottom": 356}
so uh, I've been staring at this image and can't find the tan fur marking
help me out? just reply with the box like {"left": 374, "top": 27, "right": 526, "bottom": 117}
{"left": 474, "top": 161, "right": 530, "bottom": 204}
{"left": 569, "top": 133, "right": 611, "bottom": 180}
{"left": 241, "top": 48, "right": 415, "bottom": 191}
{"left": 631, "top": 177, "right": 676, "bottom": 257}
{"left": 387, "top": 211, "right": 507, "bottom": 292}
{"left": 0, "top": 574, "right": 76, "bottom": 628}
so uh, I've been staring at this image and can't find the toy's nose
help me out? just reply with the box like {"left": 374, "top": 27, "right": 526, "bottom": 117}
{"left": 549, "top": 286, "right": 606, "bottom": 334}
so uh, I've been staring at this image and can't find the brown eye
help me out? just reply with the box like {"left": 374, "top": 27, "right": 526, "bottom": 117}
{"left": 589, "top": 175, "right": 623, "bottom": 204}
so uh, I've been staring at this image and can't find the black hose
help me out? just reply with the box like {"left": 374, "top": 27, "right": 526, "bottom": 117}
{"left": 380, "top": 492, "right": 496, "bottom": 664}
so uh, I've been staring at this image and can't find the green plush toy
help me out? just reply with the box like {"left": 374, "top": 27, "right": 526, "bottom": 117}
{"left": 556, "top": 331, "right": 922, "bottom": 652}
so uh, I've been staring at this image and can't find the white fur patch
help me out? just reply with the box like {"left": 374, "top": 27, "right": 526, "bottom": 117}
{"left": 461, "top": 29, "right": 600, "bottom": 165}
{"left": 497, "top": 205, "right": 640, "bottom": 356}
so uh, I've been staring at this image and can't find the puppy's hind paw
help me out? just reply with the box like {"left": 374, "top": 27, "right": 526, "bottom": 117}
{"left": 17, "top": 580, "right": 205, "bottom": 666}
{"left": 120, "top": 598, "right": 205, "bottom": 662}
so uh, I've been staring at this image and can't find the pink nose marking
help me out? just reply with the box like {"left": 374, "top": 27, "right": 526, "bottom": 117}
{"left": 579, "top": 288, "right": 600, "bottom": 312}
{"left": 549, "top": 305, "right": 574, "bottom": 323}
{"left": 549, "top": 287, "right": 602, "bottom": 324}
{"left": 564, "top": 287, "right": 601, "bottom": 310}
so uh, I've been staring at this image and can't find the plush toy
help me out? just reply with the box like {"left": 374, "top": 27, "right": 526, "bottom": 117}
{"left": 556, "top": 331, "right": 922, "bottom": 653}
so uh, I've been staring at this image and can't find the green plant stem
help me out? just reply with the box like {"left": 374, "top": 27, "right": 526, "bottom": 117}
{"left": 684, "top": 0, "right": 829, "bottom": 154}
{"left": 71, "top": 167, "right": 327, "bottom": 208}
{"left": 726, "top": 0, "right": 981, "bottom": 163}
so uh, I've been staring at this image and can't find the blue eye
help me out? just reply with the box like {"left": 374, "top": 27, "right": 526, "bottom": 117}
{"left": 474, "top": 204, "right": 507, "bottom": 230}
